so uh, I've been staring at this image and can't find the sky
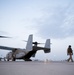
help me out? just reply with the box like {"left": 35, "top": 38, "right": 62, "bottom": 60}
{"left": 0, "top": 0, "right": 74, "bottom": 61}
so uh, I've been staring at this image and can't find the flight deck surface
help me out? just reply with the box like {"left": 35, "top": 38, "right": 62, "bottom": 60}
{"left": 0, "top": 61, "right": 74, "bottom": 75}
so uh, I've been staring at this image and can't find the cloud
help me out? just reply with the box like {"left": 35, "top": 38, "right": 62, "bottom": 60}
{"left": 34, "top": 1, "right": 74, "bottom": 39}
{"left": 0, "top": 0, "right": 74, "bottom": 40}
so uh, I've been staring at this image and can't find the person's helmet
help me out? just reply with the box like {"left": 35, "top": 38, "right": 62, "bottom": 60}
{"left": 69, "top": 45, "right": 71, "bottom": 47}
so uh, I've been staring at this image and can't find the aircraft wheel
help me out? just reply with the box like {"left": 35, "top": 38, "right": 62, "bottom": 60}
{"left": 7, "top": 59, "right": 9, "bottom": 61}
{"left": 12, "top": 58, "right": 16, "bottom": 61}
{"left": 25, "top": 59, "right": 32, "bottom": 61}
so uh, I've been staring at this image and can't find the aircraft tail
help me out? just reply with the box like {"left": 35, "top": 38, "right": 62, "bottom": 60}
{"left": 44, "top": 39, "right": 51, "bottom": 53}
{"left": 26, "top": 34, "right": 33, "bottom": 51}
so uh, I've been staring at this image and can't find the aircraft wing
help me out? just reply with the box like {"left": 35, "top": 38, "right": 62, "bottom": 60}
{"left": 23, "top": 46, "right": 51, "bottom": 59}
{"left": 32, "top": 39, "right": 51, "bottom": 53}
{"left": 0, "top": 45, "right": 17, "bottom": 50}
{"left": 33, "top": 46, "right": 50, "bottom": 53}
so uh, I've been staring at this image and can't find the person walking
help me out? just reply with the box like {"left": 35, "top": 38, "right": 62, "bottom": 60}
{"left": 67, "top": 45, "right": 73, "bottom": 62}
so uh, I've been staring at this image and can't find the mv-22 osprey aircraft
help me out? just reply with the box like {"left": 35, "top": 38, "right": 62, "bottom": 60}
{"left": 0, "top": 35, "right": 51, "bottom": 61}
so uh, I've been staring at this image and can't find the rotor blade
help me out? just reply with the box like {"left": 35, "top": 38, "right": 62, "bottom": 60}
{"left": 0, "top": 45, "right": 15, "bottom": 50}
{"left": 22, "top": 40, "right": 27, "bottom": 42}
{"left": 23, "top": 40, "right": 44, "bottom": 45}
{"left": 37, "top": 43, "right": 45, "bottom": 44}
{"left": 33, "top": 42, "right": 44, "bottom": 45}
{"left": 0, "top": 36, "right": 12, "bottom": 38}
